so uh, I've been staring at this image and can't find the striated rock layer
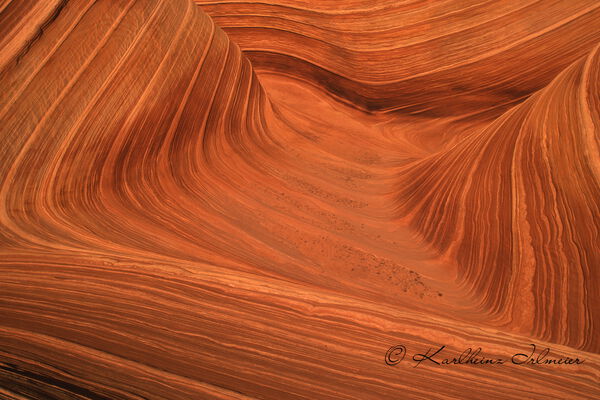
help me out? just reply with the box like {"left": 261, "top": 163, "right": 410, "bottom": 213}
{"left": 196, "top": 0, "right": 600, "bottom": 116}
{"left": 395, "top": 44, "right": 600, "bottom": 352}
{"left": 0, "top": 0, "right": 599, "bottom": 399}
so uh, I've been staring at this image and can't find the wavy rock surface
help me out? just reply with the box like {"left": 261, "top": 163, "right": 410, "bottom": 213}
{"left": 0, "top": 0, "right": 599, "bottom": 399}
{"left": 395, "top": 45, "right": 600, "bottom": 352}
{"left": 196, "top": 0, "right": 600, "bottom": 116}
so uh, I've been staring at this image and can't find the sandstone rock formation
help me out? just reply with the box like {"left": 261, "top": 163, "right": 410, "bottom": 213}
{"left": 1, "top": 1, "right": 598, "bottom": 399}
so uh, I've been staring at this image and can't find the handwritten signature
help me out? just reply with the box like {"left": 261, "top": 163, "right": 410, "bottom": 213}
{"left": 385, "top": 344, "right": 585, "bottom": 367}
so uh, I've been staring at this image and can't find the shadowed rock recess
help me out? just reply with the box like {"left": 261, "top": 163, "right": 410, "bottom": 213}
{"left": 0, "top": 1, "right": 599, "bottom": 399}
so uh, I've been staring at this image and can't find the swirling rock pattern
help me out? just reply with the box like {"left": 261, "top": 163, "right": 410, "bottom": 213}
{"left": 0, "top": 1, "right": 599, "bottom": 399}
{"left": 196, "top": 0, "right": 600, "bottom": 116}
{"left": 395, "top": 45, "right": 600, "bottom": 353}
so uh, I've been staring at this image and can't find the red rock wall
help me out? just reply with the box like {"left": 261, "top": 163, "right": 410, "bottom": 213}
{"left": 1, "top": 1, "right": 599, "bottom": 399}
